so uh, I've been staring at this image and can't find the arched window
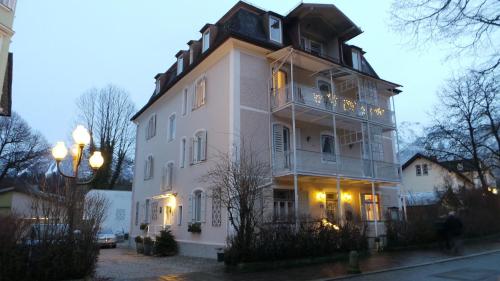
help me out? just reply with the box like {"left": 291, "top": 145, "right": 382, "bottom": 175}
{"left": 189, "top": 189, "right": 205, "bottom": 223}
{"left": 168, "top": 113, "right": 176, "bottom": 141}
{"left": 180, "top": 137, "right": 187, "bottom": 168}
{"left": 162, "top": 162, "right": 174, "bottom": 191}
{"left": 191, "top": 130, "right": 207, "bottom": 164}
{"left": 144, "top": 155, "right": 154, "bottom": 180}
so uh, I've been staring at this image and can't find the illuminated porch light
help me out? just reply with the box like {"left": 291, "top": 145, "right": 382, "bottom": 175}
{"left": 316, "top": 192, "right": 326, "bottom": 201}
{"left": 341, "top": 192, "right": 352, "bottom": 202}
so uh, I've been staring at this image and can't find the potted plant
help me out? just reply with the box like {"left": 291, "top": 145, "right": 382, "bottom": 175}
{"left": 188, "top": 222, "right": 202, "bottom": 233}
{"left": 143, "top": 237, "right": 153, "bottom": 256}
{"left": 134, "top": 236, "right": 144, "bottom": 254}
{"left": 139, "top": 223, "right": 149, "bottom": 232}
{"left": 216, "top": 247, "right": 224, "bottom": 262}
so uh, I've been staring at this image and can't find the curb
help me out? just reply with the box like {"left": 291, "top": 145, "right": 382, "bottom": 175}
{"left": 313, "top": 248, "right": 500, "bottom": 281}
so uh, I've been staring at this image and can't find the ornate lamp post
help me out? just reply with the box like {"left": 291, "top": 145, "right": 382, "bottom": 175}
{"left": 51, "top": 125, "right": 104, "bottom": 183}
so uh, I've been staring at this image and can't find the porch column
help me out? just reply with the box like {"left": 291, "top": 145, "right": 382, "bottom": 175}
{"left": 371, "top": 181, "right": 379, "bottom": 237}
{"left": 290, "top": 50, "right": 300, "bottom": 230}
{"left": 336, "top": 176, "right": 342, "bottom": 222}
{"left": 392, "top": 96, "right": 407, "bottom": 221}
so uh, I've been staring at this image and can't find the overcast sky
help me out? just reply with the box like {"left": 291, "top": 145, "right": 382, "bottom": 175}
{"left": 10, "top": 0, "right": 465, "bottom": 144}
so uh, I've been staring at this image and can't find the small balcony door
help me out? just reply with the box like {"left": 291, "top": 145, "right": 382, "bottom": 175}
{"left": 325, "top": 192, "right": 339, "bottom": 222}
{"left": 273, "top": 124, "right": 291, "bottom": 170}
{"left": 318, "top": 80, "right": 333, "bottom": 109}
{"left": 272, "top": 69, "right": 288, "bottom": 102}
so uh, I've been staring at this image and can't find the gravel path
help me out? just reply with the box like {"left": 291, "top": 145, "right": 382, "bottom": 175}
{"left": 96, "top": 243, "right": 224, "bottom": 281}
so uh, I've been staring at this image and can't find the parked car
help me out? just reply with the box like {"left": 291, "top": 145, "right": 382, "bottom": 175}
{"left": 25, "top": 223, "right": 73, "bottom": 245}
{"left": 97, "top": 228, "right": 117, "bottom": 248}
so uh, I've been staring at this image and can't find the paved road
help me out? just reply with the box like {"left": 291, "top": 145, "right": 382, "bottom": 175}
{"left": 334, "top": 251, "right": 500, "bottom": 281}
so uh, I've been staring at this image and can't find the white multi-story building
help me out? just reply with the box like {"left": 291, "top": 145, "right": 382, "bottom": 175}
{"left": 130, "top": 1, "right": 403, "bottom": 258}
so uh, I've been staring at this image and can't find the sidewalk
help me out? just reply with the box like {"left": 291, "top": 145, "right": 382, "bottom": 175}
{"left": 99, "top": 238, "right": 500, "bottom": 281}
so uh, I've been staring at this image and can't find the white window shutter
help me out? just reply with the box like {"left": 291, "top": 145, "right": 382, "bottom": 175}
{"left": 200, "top": 191, "right": 206, "bottom": 223}
{"left": 273, "top": 124, "right": 284, "bottom": 153}
{"left": 201, "top": 78, "right": 206, "bottom": 105}
{"left": 188, "top": 194, "right": 194, "bottom": 222}
{"left": 201, "top": 131, "right": 207, "bottom": 161}
{"left": 189, "top": 137, "right": 194, "bottom": 164}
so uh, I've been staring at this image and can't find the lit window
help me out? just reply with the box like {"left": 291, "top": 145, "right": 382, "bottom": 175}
{"left": 191, "top": 130, "right": 207, "bottom": 164}
{"left": 146, "top": 114, "right": 156, "bottom": 140}
{"left": 182, "top": 88, "right": 188, "bottom": 116}
{"left": 269, "top": 16, "right": 282, "bottom": 43}
{"left": 362, "top": 194, "right": 380, "bottom": 221}
{"left": 192, "top": 77, "right": 206, "bottom": 110}
{"left": 202, "top": 30, "right": 210, "bottom": 52}
{"left": 144, "top": 155, "right": 154, "bottom": 180}
{"left": 177, "top": 56, "right": 184, "bottom": 75}
{"left": 352, "top": 49, "right": 361, "bottom": 70}
{"left": 416, "top": 164, "right": 422, "bottom": 176}
{"left": 168, "top": 114, "right": 176, "bottom": 141}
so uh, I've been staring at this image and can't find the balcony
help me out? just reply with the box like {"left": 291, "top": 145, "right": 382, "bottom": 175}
{"left": 271, "top": 83, "right": 395, "bottom": 127}
{"left": 273, "top": 149, "right": 400, "bottom": 182}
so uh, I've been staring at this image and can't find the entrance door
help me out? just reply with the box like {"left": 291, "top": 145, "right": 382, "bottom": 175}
{"left": 325, "top": 192, "right": 338, "bottom": 222}
{"left": 163, "top": 205, "right": 172, "bottom": 227}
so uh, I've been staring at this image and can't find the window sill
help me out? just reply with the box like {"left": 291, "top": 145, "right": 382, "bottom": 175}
{"left": 191, "top": 160, "right": 206, "bottom": 166}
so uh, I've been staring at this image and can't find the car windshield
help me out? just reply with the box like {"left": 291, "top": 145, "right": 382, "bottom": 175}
{"left": 98, "top": 228, "right": 113, "bottom": 235}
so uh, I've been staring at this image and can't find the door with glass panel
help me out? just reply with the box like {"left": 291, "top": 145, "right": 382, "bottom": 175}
{"left": 318, "top": 80, "right": 333, "bottom": 110}
{"left": 273, "top": 124, "right": 291, "bottom": 171}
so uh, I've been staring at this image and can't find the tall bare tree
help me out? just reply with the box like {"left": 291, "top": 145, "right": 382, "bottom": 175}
{"left": 391, "top": 0, "right": 500, "bottom": 74}
{"left": 76, "top": 85, "right": 136, "bottom": 189}
{"left": 0, "top": 112, "right": 48, "bottom": 182}
{"left": 424, "top": 72, "right": 499, "bottom": 190}
{"left": 202, "top": 143, "right": 270, "bottom": 260}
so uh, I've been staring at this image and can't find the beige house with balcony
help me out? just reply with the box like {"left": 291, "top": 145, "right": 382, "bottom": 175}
{"left": 0, "top": 0, "right": 15, "bottom": 116}
{"left": 130, "top": 1, "right": 403, "bottom": 258}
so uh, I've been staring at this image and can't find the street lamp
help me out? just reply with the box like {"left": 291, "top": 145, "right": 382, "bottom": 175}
{"left": 51, "top": 125, "right": 104, "bottom": 184}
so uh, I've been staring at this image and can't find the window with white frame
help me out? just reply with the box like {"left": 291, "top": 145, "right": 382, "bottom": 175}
{"left": 300, "top": 37, "right": 323, "bottom": 56}
{"left": 192, "top": 77, "right": 206, "bottom": 110}
{"left": 168, "top": 113, "right": 176, "bottom": 141}
{"left": 191, "top": 130, "right": 207, "bottom": 164}
{"left": 362, "top": 194, "right": 380, "bottom": 221}
{"left": 180, "top": 138, "right": 186, "bottom": 168}
{"left": 162, "top": 162, "right": 174, "bottom": 191}
{"left": 178, "top": 205, "right": 183, "bottom": 225}
{"left": 182, "top": 88, "right": 188, "bottom": 116}
{"left": 321, "top": 133, "right": 336, "bottom": 162}
{"left": 145, "top": 199, "right": 150, "bottom": 223}
{"left": 273, "top": 189, "right": 294, "bottom": 221}
{"left": 144, "top": 155, "right": 154, "bottom": 180}
{"left": 202, "top": 30, "right": 210, "bottom": 52}
{"left": 155, "top": 79, "right": 161, "bottom": 95}
{"left": 191, "top": 190, "right": 204, "bottom": 222}
{"left": 352, "top": 49, "right": 362, "bottom": 70}
{"left": 416, "top": 164, "right": 422, "bottom": 176}
{"left": 269, "top": 16, "right": 282, "bottom": 43}
{"left": 212, "top": 195, "right": 222, "bottom": 227}
{"left": 177, "top": 56, "right": 184, "bottom": 75}
{"left": 146, "top": 114, "right": 156, "bottom": 140}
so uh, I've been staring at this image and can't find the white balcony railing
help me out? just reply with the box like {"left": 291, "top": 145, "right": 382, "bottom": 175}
{"left": 271, "top": 84, "right": 395, "bottom": 127}
{"left": 273, "top": 149, "right": 400, "bottom": 181}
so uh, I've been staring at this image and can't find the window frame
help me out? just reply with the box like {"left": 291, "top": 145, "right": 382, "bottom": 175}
{"left": 182, "top": 88, "right": 188, "bottom": 116}
{"left": 155, "top": 79, "right": 161, "bottom": 95}
{"left": 320, "top": 131, "right": 336, "bottom": 163}
{"left": 416, "top": 164, "right": 422, "bottom": 176}
{"left": 180, "top": 137, "right": 187, "bottom": 168}
{"left": 269, "top": 15, "right": 282, "bottom": 44}
{"left": 422, "top": 163, "right": 429, "bottom": 176}
{"left": 352, "top": 49, "right": 362, "bottom": 70}
{"left": 177, "top": 56, "right": 184, "bottom": 75}
{"left": 192, "top": 129, "right": 207, "bottom": 164}
{"left": 177, "top": 205, "right": 183, "bottom": 226}
{"left": 193, "top": 190, "right": 202, "bottom": 223}
{"left": 146, "top": 114, "right": 157, "bottom": 140}
{"left": 362, "top": 194, "right": 380, "bottom": 221}
{"left": 192, "top": 76, "right": 206, "bottom": 110}
{"left": 144, "top": 154, "right": 154, "bottom": 180}
{"left": 202, "top": 30, "right": 210, "bottom": 52}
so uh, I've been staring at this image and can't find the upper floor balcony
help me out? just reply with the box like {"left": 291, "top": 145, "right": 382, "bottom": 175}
{"left": 271, "top": 81, "right": 395, "bottom": 127}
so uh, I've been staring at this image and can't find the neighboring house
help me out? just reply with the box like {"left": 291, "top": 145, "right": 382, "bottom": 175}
{"left": 0, "top": 181, "right": 50, "bottom": 218}
{"left": 86, "top": 189, "right": 132, "bottom": 234}
{"left": 401, "top": 153, "right": 497, "bottom": 205}
{"left": 0, "top": 0, "right": 16, "bottom": 116}
{"left": 130, "top": 1, "right": 403, "bottom": 258}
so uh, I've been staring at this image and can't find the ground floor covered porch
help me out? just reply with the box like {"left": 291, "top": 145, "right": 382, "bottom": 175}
{"left": 268, "top": 175, "right": 402, "bottom": 241}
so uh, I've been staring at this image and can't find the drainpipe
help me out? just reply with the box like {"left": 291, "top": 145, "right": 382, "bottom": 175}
{"left": 392, "top": 95, "right": 407, "bottom": 221}
{"left": 290, "top": 50, "right": 300, "bottom": 231}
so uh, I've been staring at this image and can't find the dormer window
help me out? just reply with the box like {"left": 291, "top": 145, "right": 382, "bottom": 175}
{"left": 352, "top": 49, "right": 362, "bottom": 70}
{"left": 202, "top": 30, "right": 210, "bottom": 53}
{"left": 177, "top": 56, "right": 184, "bottom": 75}
{"left": 189, "top": 47, "right": 194, "bottom": 64}
{"left": 300, "top": 37, "right": 323, "bottom": 56}
{"left": 155, "top": 79, "right": 161, "bottom": 95}
{"left": 269, "top": 16, "right": 282, "bottom": 44}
